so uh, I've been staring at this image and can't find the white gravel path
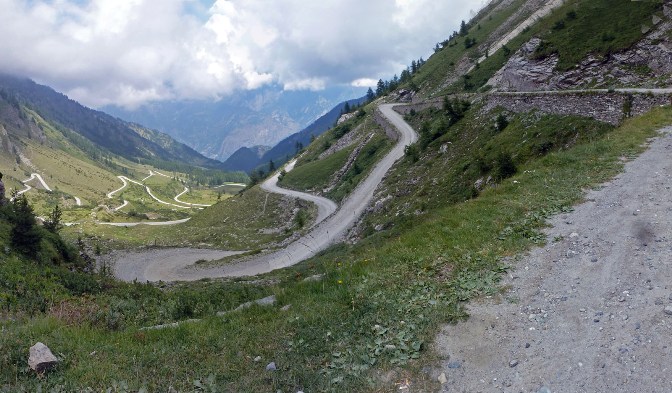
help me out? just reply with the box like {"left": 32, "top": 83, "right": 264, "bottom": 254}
{"left": 261, "top": 159, "right": 338, "bottom": 227}
{"left": 435, "top": 126, "right": 672, "bottom": 393}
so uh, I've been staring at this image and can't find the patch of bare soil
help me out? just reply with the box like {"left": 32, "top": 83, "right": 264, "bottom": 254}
{"left": 435, "top": 127, "right": 672, "bottom": 392}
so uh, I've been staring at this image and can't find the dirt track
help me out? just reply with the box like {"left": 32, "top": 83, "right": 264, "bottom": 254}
{"left": 261, "top": 159, "right": 338, "bottom": 226}
{"left": 112, "top": 104, "right": 417, "bottom": 281}
{"left": 435, "top": 126, "right": 672, "bottom": 392}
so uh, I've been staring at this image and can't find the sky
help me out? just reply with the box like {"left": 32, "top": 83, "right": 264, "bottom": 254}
{"left": 0, "top": 0, "right": 479, "bottom": 109}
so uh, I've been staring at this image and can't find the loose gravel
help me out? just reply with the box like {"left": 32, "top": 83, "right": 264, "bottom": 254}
{"left": 435, "top": 127, "right": 672, "bottom": 392}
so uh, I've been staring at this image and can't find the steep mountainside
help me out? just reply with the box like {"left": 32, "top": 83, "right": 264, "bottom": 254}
{"left": 0, "top": 74, "right": 226, "bottom": 171}
{"left": 105, "top": 85, "right": 366, "bottom": 161}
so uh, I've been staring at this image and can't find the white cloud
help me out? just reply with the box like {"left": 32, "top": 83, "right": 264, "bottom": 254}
{"left": 351, "top": 78, "right": 378, "bottom": 88}
{"left": 0, "top": 0, "right": 476, "bottom": 108}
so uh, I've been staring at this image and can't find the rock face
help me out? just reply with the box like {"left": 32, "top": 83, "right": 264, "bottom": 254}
{"left": 482, "top": 91, "right": 672, "bottom": 125}
{"left": 28, "top": 342, "right": 59, "bottom": 373}
{"left": 489, "top": 14, "right": 672, "bottom": 92}
{"left": 488, "top": 38, "right": 558, "bottom": 91}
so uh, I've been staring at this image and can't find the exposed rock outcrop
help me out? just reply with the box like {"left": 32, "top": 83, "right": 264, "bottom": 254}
{"left": 483, "top": 91, "right": 672, "bottom": 125}
{"left": 489, "top": 12, "right": 672, "bottom": 91}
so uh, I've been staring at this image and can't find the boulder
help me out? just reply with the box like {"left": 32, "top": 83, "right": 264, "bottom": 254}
{"left": 28, "top": 342, "right": 59, "bottom": 373}
{"left": 238, "top": 295, "right": 276, "bottom": 310}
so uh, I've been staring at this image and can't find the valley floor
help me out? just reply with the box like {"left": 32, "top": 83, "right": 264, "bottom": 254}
{"left": 435, "top": 126, "right": 672, "bottom": 392}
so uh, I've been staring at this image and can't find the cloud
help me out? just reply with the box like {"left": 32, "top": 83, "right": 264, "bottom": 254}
{"left": 0, "top": 0, "right": 477, "bottom": 108}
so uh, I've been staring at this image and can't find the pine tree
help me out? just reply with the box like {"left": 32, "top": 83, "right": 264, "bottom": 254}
{"left": 460, "top": 20, "right": 468, "bottom": 36}
{"left": 10, "top": 194, "right": 42, "bottom": 258}
{"left": 376, "top": 79, "right": 386, "bottom": 96}
{"left": 44, "top": 205, "right": 62, "bottom": 233}
{"left": 366, "top": 87, "right": 375, "bottom": 102}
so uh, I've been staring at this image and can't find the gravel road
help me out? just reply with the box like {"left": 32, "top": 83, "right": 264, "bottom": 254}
{"left": 435, "top": 126, "right": 672, "bottom": 392}
{"left": 99, "top": 218, "right": 190, "bottom": 227}
{"left": 112, "top": 104, "right": 417, "bottom": 282}
{"left": 110, "top": 248, "right": 245, "bottom": 282}
{"left": 261, "top": 159, "right": 338, "bottom": 226}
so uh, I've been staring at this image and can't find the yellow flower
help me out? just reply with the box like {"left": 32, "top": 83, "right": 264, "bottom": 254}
{"left": 337, "top": 280, "right": 343, "bottom": 284}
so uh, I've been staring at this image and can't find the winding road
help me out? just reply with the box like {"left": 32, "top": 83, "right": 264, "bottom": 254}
{"left": 261, "top": 159, "right": 338, "bottom": 226}
{"left": 11, "top": 173, "right": 52, "bottom": 201}
{"left": 99, "top": 218, "right": 191, "bottom": 227}
{"left": 174, "top": 187, "right": 212, "bottom": 208}
{"left": 112, "top": 104, "right": 418, "bottom": 281}
{"left": 106, "top": 175, "right": 196, "bottom": 210}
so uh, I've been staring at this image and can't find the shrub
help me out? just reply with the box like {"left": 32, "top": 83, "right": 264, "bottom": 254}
{"left": 404, "top": 144, "right": 420, "bottom": 162}
{"left": 495, "top": 114, "right": 509, "bottom": 133}
{"left": 295, "top": 209, "right": 309, "bottom": 229}
{"left": 495, "top": 152, "right": 517, "bottom": 180}
{"left": 43, "top": 205, "right": 62, "bottom": 233}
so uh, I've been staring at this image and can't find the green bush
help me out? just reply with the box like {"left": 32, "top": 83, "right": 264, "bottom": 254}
{"left": 495, "top": 152, "right": 517, "bottom": 180}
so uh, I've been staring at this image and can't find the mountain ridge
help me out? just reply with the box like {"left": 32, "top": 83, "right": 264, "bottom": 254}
{"left": 0, "top": 73, "right": 227, "bottom": 171}
{"left": 223, "top": 96, "right": 368, "bottom": 172}
{"left": 104, "top": 85, "right": 367, "bottom": 161}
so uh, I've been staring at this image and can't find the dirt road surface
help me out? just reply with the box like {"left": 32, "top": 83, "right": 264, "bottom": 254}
{"left": 112, "top": 104, "right": 417, "bottom": 281}
{"left": 111, "top": 248, "right": 245, "bottom": 282}
{"left": 435, "top": 127, "right": 672, "bottom": 392}
{"left": 261, "top": 159, "right": 338, "bottom": 226}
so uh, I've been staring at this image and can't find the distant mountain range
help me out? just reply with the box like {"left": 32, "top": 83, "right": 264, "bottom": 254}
{"left": 104, "top": 85, "right": 366, "bottom": 161}
{"left": 0, "top": 74, "right": 227, "bottom": 171}
{"left": 222, "top": 96, "right": 368, "bottom": 172}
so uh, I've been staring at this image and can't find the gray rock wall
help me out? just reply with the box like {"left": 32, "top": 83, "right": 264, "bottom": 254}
{"left": 373, "top": 108, "right": 400, "bottom": 141}
{"left": 388, "top": 91, "right": 671, "bottom": 127}
{"left": 483, "top": 92, "right": 672, "bottom": 125}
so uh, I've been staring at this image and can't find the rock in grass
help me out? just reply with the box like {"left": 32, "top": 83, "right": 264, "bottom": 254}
{"left": 235, "top": 295, "right": 277, "bottom": 311}
{"left": 303, "top": 274, "right": 324, "bottom": 282}
{"left": 218, "top": 295, "right": 278, "bottom": 316}
{"left": 28, "top": 342, "right": 59, "bottom": 373}
{"left": 266, "top": 362, "right": 277, "bottom": 371}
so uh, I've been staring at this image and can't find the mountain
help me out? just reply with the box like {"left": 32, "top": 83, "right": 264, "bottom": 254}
{"left": 104, "top": 85, "right": 366, "bottom": 161}
{"left": 0, "top": 74, "right": 226, "bottom": 171}
{"left": 223, "top": 96, "right": 368, "bottom": 172}
{"left": 222, "top": 145, "right": 271, "bottom": 173}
